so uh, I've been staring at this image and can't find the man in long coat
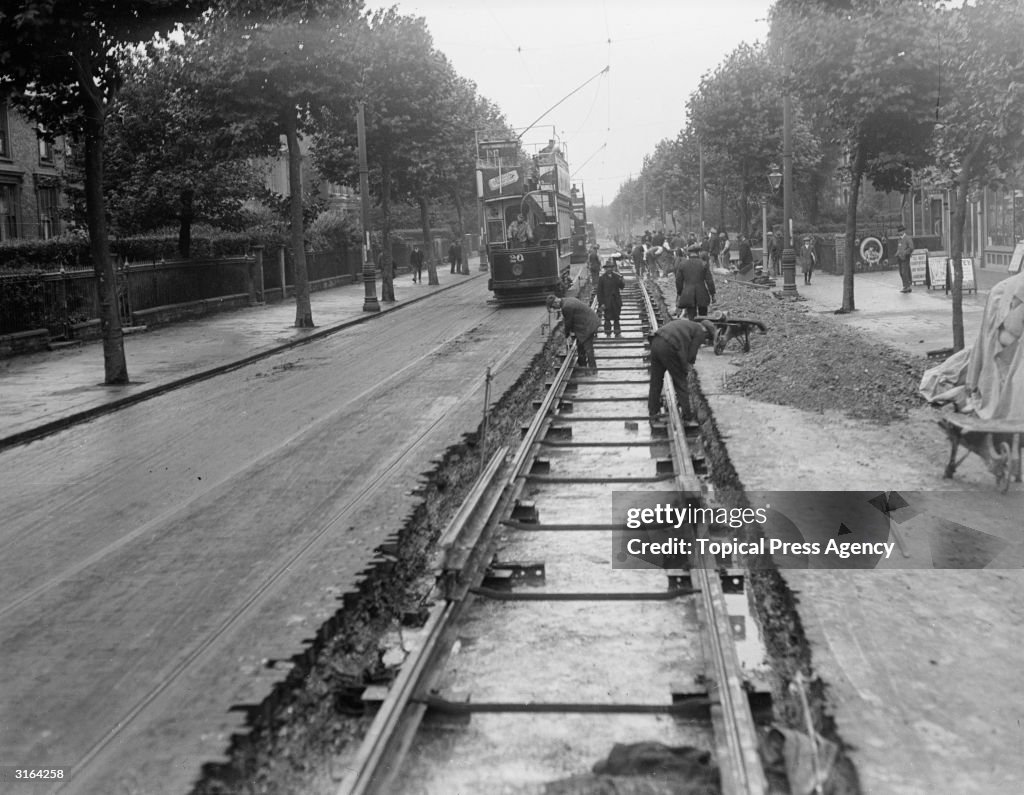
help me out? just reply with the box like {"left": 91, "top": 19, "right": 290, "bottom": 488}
{"left": 547, "top": 294, "right": 600, "bottom": 373}
{"left": 648, "top": 317, "right": 707, "bottom": 423}
{"left": 674, "top": 245, "right": 717, "bottom": 320}
{"left": 596, "top": 260, "right": 626, "bottom": 337}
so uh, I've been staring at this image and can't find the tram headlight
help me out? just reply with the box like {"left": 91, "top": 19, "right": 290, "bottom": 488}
{"left": 512, "top": 262, "right": 524, "bottom": 276}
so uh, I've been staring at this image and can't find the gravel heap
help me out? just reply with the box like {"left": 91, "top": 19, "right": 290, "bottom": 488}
{"left": 662, "top": 275, "right": 929, "bottom": 425}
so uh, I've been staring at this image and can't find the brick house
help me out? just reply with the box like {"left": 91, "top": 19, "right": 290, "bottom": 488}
{"left": 0, "top": 102, "right": 67, "bottom": 242}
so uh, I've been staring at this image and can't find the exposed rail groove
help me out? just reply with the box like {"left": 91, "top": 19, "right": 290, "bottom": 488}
{"left": 337, "top": 270, "right": 769, "bottom": 794}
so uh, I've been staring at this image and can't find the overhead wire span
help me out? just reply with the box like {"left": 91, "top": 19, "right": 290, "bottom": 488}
{"left": 520, "top": 64, "right": 606, "bottom": 142}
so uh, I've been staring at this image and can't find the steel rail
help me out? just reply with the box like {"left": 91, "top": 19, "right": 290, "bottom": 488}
{"left": 639, "top": 277, "right": 769, "bottom": 795}
{"left": 337, "top": 343, "right": 580, "bottom": 795}
{"left": 339, "top": 273, "right": 767, "bottom": 795}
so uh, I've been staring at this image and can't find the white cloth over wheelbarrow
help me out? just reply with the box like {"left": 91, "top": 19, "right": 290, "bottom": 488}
{"left": 920, "top": 270, "right": 1024, "bottom": 420}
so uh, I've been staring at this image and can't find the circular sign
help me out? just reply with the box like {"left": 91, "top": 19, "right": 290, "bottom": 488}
{"left": 860, "top": 236, "right": 883, "bottom": 265}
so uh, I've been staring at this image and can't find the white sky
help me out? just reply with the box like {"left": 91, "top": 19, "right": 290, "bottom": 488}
{"left": 366, "top": 0, "right": 775, "bottom": 206}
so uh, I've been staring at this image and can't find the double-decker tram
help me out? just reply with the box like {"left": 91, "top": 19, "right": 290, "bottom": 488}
{"left": 476, "top": 132, "right": 574, "bottom": 304}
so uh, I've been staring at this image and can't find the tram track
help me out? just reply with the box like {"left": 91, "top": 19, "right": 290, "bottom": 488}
{"left": 337, "top": 271, "right": 771, "bottom": 794}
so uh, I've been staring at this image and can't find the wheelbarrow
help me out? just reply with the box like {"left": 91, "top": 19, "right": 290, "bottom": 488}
{"left": 939, "top": 415, "right": 1023, "bottom": 492}
{"left": 698, "top": 312, "right": 768, "bottom": 355}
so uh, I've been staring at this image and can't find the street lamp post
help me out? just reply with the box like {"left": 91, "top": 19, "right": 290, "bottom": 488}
{"left": 768, "top": 164, "right": 782, "bottom": 276}
{"left": 357, "top": 101, "right": 380, "bottom": 313}
{"left": 760, "top": 198, "right": 768, "bottom": 274}
{"left": 780, "top": 92, "right": 797, "bottom": 293}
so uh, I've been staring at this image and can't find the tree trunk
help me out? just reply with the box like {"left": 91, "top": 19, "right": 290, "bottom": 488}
{"left": 454, "top": 192, "right": 469, "bottom": 274}
{"left": 419, "top": 195, "right": 439, "bottom": 286}
{"left": 380, "top": 163, "right": 395, "bottom": 302}
{"left": 178, "top": 188, "right": 194, "bottom": 259}
{"left": 738, "top": 194, "right": 750, "bottom": 238}
{"left": 83, "top": 86, "right": 128, "bottom": 384}
{"left": 284, "top": 111, "right": 313, "bottom": 327}
{"left": 841, "top": 144, "right": 867, "bottom": 313}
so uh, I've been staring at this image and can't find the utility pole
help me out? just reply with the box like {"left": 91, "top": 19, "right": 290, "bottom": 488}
{"left": 357, "top": 101, "right": 380, "bottom": 312}
{"left": 781, "top": 47, "right": 797, "bottom": 294}
{"left": 698, "top": 140, "right": 705, "bottom": 234}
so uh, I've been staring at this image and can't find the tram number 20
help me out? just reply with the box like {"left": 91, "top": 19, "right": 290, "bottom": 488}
{"left": 508, "top": 254, "right": 525, "bottom": 263}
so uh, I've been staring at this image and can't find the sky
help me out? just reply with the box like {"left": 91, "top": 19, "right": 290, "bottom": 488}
{"left": 365, "top": 0, "right": 776, "bottom": 207}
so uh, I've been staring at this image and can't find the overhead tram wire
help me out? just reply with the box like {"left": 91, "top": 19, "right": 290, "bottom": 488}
{"left": 516, "top": 65, "right": 610, "bottom": 142}
{"left": 486, "top": 6, "right": 540, "bottom": 92}
{"left": 571, "top": 143, "right": 607, "bottom": 179}
{"left": 568, "top": 78, "right": 606, "bottom": 139}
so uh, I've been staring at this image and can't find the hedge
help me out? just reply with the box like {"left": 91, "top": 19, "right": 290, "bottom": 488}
{"left": 0, "top": 228, "right": 291, "bottom": 272}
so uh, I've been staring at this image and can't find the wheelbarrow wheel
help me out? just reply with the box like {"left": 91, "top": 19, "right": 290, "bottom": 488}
{"left": 713, "top": 327, "right": 726, "bottom": 355}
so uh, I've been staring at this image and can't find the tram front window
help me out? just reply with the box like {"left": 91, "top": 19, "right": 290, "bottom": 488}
{"left": 508, "top": 214, "right": 533, "bottom": 247}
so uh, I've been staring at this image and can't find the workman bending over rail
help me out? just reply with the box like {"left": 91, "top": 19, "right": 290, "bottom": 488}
{"left": 648, "top": 317, "right": 713, "bottom": 424}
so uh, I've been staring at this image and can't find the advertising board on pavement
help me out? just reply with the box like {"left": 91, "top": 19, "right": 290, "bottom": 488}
{"left": 909, "top": 249, "right": 929, "bottom": 286}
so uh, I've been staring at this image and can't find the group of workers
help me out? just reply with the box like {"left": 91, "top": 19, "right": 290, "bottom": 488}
{"left": 546, "top": 243, "right": 720, "bottom": 427}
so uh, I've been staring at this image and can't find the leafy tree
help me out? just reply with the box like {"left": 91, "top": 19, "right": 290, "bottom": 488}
{"left": 104, "top": 54, "right": 265, "bottom": 256}
{"left": 0, "top": 0, "right": 206, "bottom": 384}
{"left": 314, "top": 9, "right": 454, "bottom": 300}
{"left": 687, "top": 45, "right": 794, "bottom": 236}
{"left": 930, "top": 0, "right": 1024, "bottom": 350}
{"left": 408, "top": 75, "right": 511, "bottom": 282}
{"left": 189, "top": 0, "right": 365, "bottom": 327}
{"left": 774, "top": 0, "right": 940, "bottom": 311}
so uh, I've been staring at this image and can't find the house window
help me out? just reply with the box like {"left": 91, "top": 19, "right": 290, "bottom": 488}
{"left": 986, "top": 188, "right": 1015, "bottom": 248}
{"left": 37, "top": 186, "right": 59, "bottom": 239}
{"left": 0, "top": 183, "right": 19, "bottom": 240}
{"left": 38, "top": 126, "right": 54, "bottom": 163}
{"left": 0, "top": 104, "right": 9, "bottom": 159}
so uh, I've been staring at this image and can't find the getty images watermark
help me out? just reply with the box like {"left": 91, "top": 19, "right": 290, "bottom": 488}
{"left": 611, "top": 490, "right": 1019, "bottom": 570}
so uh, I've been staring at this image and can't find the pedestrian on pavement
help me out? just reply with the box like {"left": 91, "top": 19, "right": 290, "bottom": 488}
{"left": 596, "top": 260, "right": 626, "bottom": 338}
{"left": 895, "top": 225, "right": 914, "bottom": 293}
{"left": 546, "top": 294, "right": 600, "bottom": 374}
{"left": 454, "top": 240, "right": 464, "bottom": 274}
{"left": 648, "top": 317, "right": 708, "bottom": 424}
{"left": 798, "top": 235, "right": 816, "bottom": 284}
{"left": 767, "top": 231, "right": 782, "bottom": 276}
{"left": 588, "top": 244, "right": 602, "bottom": 285}
{"left": 410, "top": 245, "right": 424, "bottom": 283}
{"left": 674, "top": 244, "right": 717, "bottom": 320}
{"left": 448, "top": 241, "right": 460, "bottom": 274}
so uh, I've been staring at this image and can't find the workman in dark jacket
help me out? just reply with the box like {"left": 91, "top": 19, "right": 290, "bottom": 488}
{"left": 648, "top": 317, "right": 708, "bottom": 423}
{"left": 631, "top": 242, "right": 645, "bottom": 275}
{"left": 547, "top": 294, "right": 600, "bottom": 374}
{"left": 674, "top": 245, "right": 717, "bottom": 320}
{"left": 737, "top": 234, "right": 754, "bottom": 272}
{"left": 596, "top": 260, "right": 626, "bottom": 337}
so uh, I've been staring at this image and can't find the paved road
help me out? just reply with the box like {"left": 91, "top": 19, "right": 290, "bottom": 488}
{"left": 0, "top": 274, "right": 551, "bottom": 794}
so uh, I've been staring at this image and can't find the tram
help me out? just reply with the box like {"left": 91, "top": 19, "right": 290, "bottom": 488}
{"left": 569, "top": 185, "right": 589, "bottom": 264}
{"left": 476, "top": 134, "right": 574, "bottom": 304}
